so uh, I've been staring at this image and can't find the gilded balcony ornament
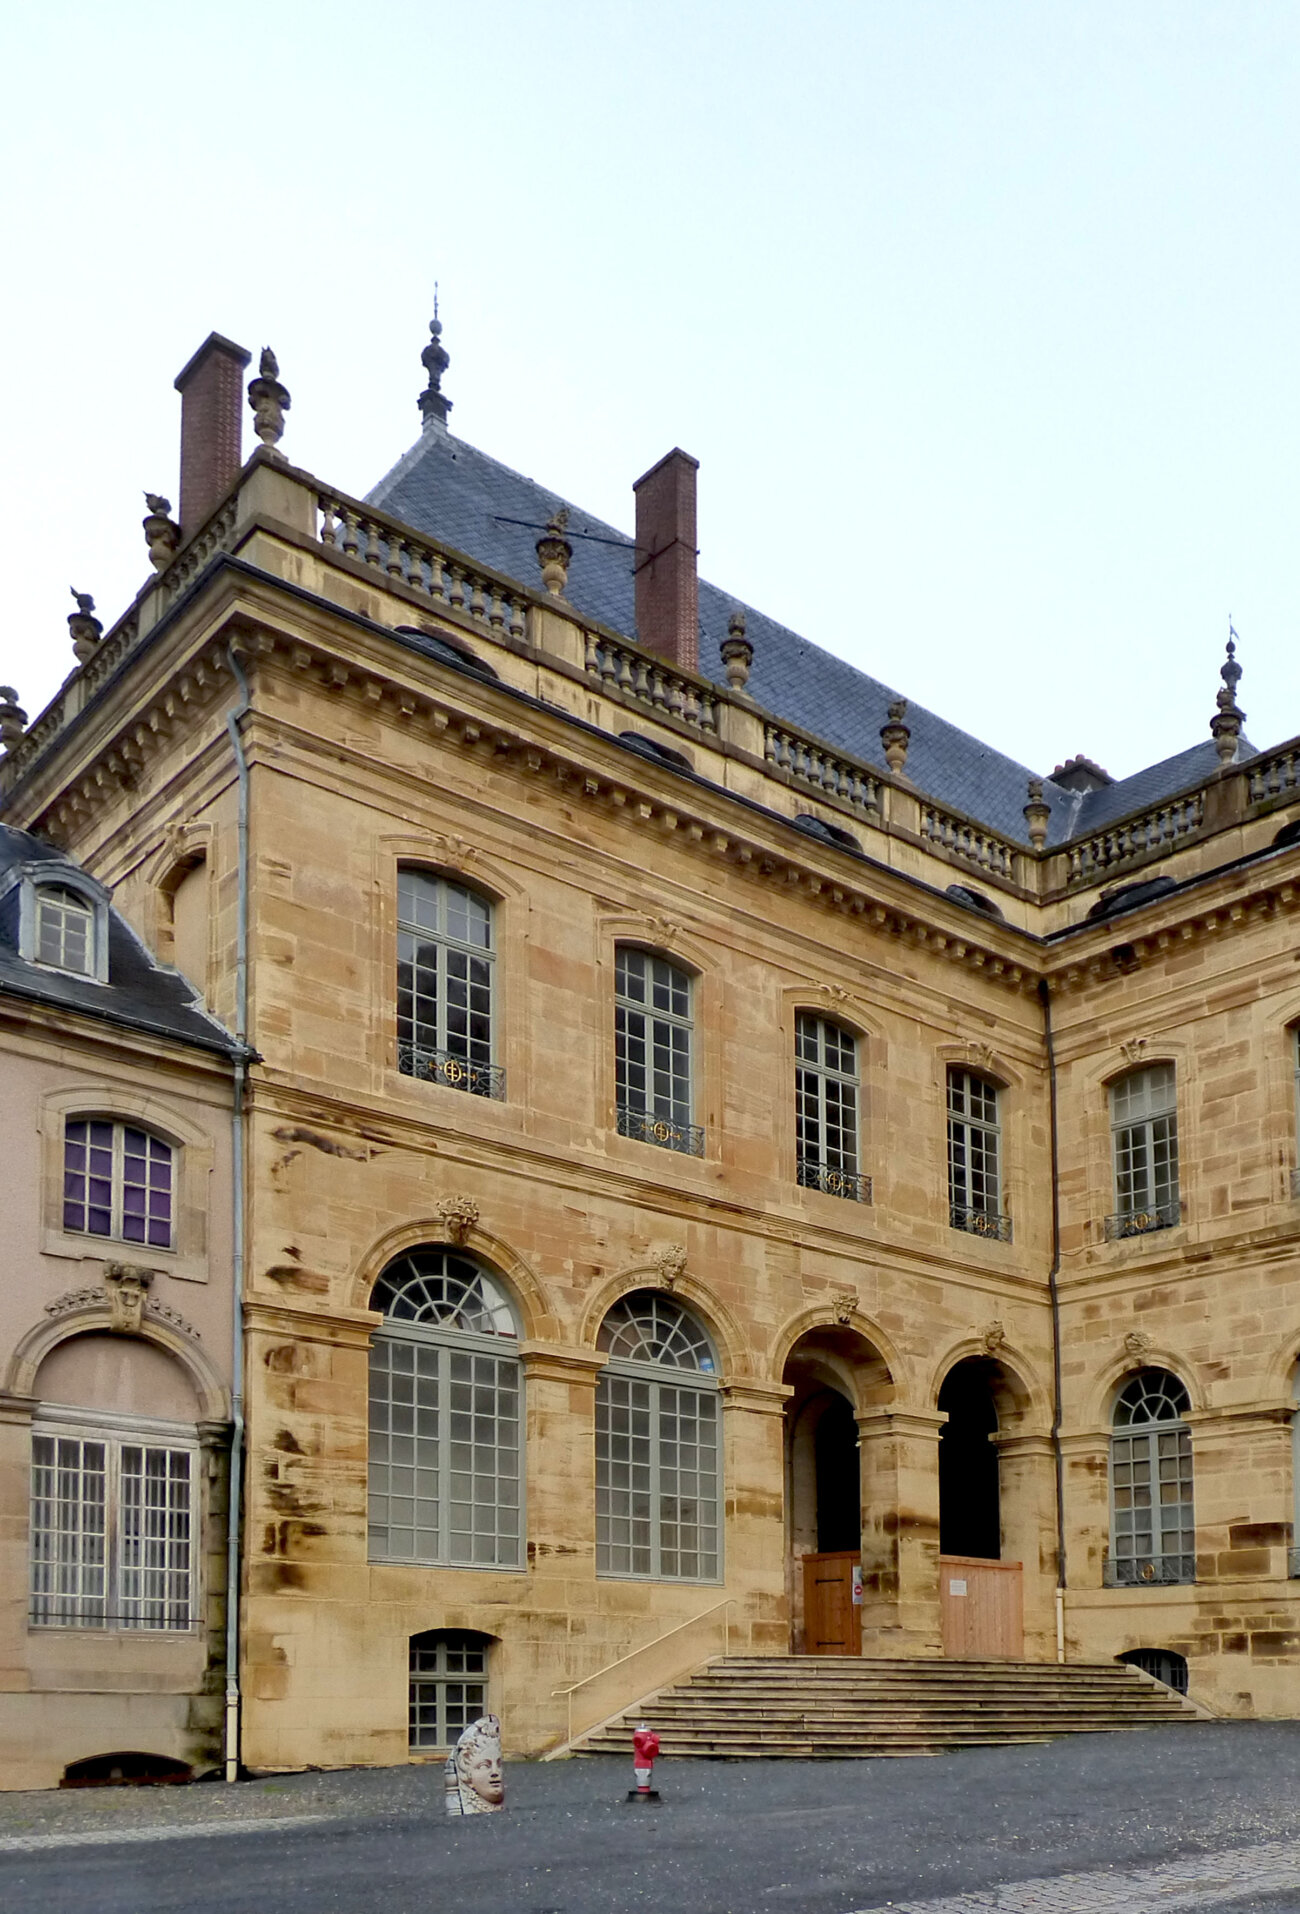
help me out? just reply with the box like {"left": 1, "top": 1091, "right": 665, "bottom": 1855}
{"left": 68, "top": 588, "right": 103, "bottom": 663}
{"left": 880, "top": 698, "right": 911, "bottom": 776}
{"left": 720, "top": 610, "right": 753, "bottom": 693}
{"left": 142, "top": 493, "right": 181, "bottom": 571}
{"left": 0, "top": 686, "right": 27, "bottom": 747}
{"left": 1023, "top": 777, "right": 1051, "bottom": 851}
{"left": 248, "top": 347, "right": 291, "bottom": 455}
{"left": 535, "top": 510, "right": 572, "bottom": 597}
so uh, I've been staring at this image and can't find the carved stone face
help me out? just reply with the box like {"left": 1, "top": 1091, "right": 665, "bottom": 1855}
{"left": 465, "top": 1748, "right": 504, "bottom": 1805}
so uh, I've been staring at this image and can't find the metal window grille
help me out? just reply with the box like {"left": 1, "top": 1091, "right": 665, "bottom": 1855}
{"left": 30, "top": 1432, "right": 193, "bottom": 1629}
{"left": 368, "top": 1251, "right": 521, "bottom": 1569}
{"left": 397, "top": 870, "right": 497, "bottom": 1095}
{"left": 409, "top": 1631, "right": 489, "bottom": 1751}
{"left": 1111, "top": 1063, "right": 1179, "bottom": 1224}
{"left": 1108, "top": 1368, "right": 1195, "bottom": 1587}
{"left": 35, "top": 886, "right": 95, "bottom": 975}
{"left": 795, "top": 1013, "right": 866, "bottom": 1199}
{"left": 947, "top": 1067, "right": 1004, "bottom": 1231}
{"left": 62, "top": 1120, "right": 174, "bottom": 1249}
{"left": 615, "top": 947, "right": 697, "bottom": 1151}
{"left": 595, "top": 1292, "right": 721, "bottom": 1583}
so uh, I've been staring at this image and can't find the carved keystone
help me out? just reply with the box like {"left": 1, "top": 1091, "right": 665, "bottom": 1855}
{"left": 103, "top": 1263, "right": 154, "bottom": 1335}
{"left": 649, "top": 1243, "right": 688, "bottom": 1289}
{"left": 435, "top": 1194, "right": 480, "bottom": 1246}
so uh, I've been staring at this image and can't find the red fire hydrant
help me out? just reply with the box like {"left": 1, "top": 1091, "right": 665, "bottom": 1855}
{"left": 627, "top": 1722, "right": 661, "bottom": 1803}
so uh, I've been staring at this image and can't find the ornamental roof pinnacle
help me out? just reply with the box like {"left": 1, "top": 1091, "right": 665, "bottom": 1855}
{"left": 419, "top": 292, "right": 453, "bottom": 431}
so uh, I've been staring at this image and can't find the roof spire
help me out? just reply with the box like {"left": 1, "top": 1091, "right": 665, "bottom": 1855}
{"left": 1210, "top": 619, "right": 1246, "bottom": 764}
{"left": 419, "top": 292, "right": 452, "bottom": 431}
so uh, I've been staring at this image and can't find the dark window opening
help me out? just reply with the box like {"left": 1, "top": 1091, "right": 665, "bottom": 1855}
{"left": 814, "top": 1393, "right": 860, "bottom": 1552}
{"left": 618, "top": 731, "right": 694, "bottom": 773}
{"left": 945, "top": 884, "right": 1004, "bottom": 921}
{"left": 794, "top": 813, "right": 861, "bottom": 853}
{"left": 1118, "top": 1648, "right": 1189, "bottom": 1695}
{"left": 938, "top": 1360, "right": 1000, "bottom": 1559}
{"left": 61, "top": 1751, "right": 191, "bottom": 1788}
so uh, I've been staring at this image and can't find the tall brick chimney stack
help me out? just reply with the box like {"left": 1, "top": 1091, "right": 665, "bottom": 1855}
{"left": 173, "top": 332, "right": 252, "bottom": 536}
{"left": 633, "top": 448, "right": 700, "bottom": 674}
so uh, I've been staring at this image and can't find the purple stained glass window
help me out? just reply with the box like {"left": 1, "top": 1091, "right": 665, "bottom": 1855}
{"left": 63, "top": 1120, "right": 174, "bottom": 1249}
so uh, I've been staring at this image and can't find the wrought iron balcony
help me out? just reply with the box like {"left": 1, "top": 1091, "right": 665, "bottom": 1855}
{"left": 1104, "top": 1554, "right": 1195, "bottom": 1587}
{"left": 949, "top": 1204, "right": 1012, "bottom": 1243}
{"left": 399, "top": 1042, "right": 505, "bottom": 1099}
{"left": 1104, "top": 1201, "right": 1181, "bottom": 1242}
{"left": 798, "top": 1162, "right": 873, "bottom": 1203}
{"left": 617, "top": 1105, "right": 705, "bottom": 1157}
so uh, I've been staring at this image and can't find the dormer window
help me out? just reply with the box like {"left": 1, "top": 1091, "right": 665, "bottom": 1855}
{"left": 34, "top": 886, "right": 96, "bottom": 976}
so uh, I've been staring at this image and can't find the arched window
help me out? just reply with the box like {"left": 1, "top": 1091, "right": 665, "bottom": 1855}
{"left": 947, "top": 1067, "right": 1010, "bottom": 1240}
{"left": 795, "top": 1013, "right": 867, "bottom": 1201}
{"left": 1107, "top": 1368, "right": 1194, "bottom": 1586}
{"left": 614, "top": 947, "right": 702, "bottom": 1155}
{"left": 34, "top": 885, "right": 97, "bottom": 976}
{"left": 396, "top": 870, "right": 501, "bottom": 1098}
{"left": 367, "top": 1249, "right": 521, "bottom": 1568}
{"left": 409, "top": 1629, "right": 491, "bottom": 1752}
{"left": 1108, "top": 1063, "right": 1179, "bottom": 1237}
{"left": 1291, "top": 1360, "right": 1300, "bottom": 1580}
{"left": 63, "top": 1119, "right": 174, "bottom": 1250}
{"left": 595, "top": 1291, "right": 720, "bottom": 1582}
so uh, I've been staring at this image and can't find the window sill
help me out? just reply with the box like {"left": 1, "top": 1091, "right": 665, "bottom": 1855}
{"left": 40, "top": 1230, "right": 206, "bottom": 1286}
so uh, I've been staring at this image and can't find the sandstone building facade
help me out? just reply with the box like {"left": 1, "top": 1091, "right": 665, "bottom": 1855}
{"left": 0, "top": 823, "right": 238, "bottom": 1789}
{"left": 1, "top": 324, "right": 1298, "bottom": 1778}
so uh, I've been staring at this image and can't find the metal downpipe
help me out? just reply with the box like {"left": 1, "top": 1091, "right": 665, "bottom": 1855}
{"left": 1038, "top": 978, "right": 1068, "bottom": 1662}
{"left": 224, "top": 643, "right": 251, "bottom": 1781}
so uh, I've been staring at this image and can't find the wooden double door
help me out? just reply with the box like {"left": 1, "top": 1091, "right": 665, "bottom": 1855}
{"left": 938, "top": 1554, "right": 1023, "bottom": 1660}
{"left": 802, "top": 1549, "right": 862, "bottom": 1655}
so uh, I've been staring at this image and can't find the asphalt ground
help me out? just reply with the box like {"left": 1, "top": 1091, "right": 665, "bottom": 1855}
{"left": 4, "top": 1722, "right": 1300, "bottom": 1913}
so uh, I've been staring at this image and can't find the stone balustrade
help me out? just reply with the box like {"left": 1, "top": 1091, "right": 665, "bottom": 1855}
{"left": 764, "top": 724, "right": 882, "bottom": 816}
{"left": 584, "top": 632, "right": 720, "bottom": 737}
{"left": 1063, "top": 791, "right": 1205, "bottom": 887}
{"left": 315, "top": 490, "right": 529, "bottom": 641}
{"left": 1247, "top": 742, "right": 1300, "bottom": 807}
{"left": 919, "top": 804, "right": 1017, "bottom": 879}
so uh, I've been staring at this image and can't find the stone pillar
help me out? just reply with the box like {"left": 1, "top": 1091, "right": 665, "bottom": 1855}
{"left": 1059, "top": 1429, "right": 1110, "bottom": 1594}
{"left": 518, "top": 1344, "right": 606, "bottom": 1587}
{"left": 857, "top": 1408, "right": 944, "bottom": 1657}
{"left": 0, "top": 1393, "right": 36, "bottom": 1688}
{"left": 994, "top": 1430, "right": 1059, "bottom": 1659}
{"left": 1185, "top": 1402, "right": 1296, "bottom": 1581}
{"left": 722, "top": 1379, "right": 792, "bottom": 1655}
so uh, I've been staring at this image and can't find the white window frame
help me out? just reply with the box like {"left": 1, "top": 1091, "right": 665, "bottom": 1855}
{"left": 408, "top": 1631, "right": 490, "bottom": 1752}
{"left": 1109, "top": 1062, "right": 1179, "bottom": 1233}
{"left": 595, "top": 1293, "right": 722, "bottom": 1584}
{"left": 367, "top": 1253, "right": 523, "bottom": 1571}
{"left": 947, "top": 1067, "right": 1007, "bottom": 1237}
{"left": 795, "top": 1012, "right": 866, "bottom": 1200}
{"left": 396, "top": 869, "right": 500, "bottom": 1097}
{"left": 62, "top": 1117, "right": 176, "bottom": 1251}
{"left": 1107, "top": 1369, "right": 1195, "bottom": 1587}
{"left": 29, "top": 1407, "right": 198, "bottom": 1631}
{"left": 4, "top": 864, "right": 110, "bottom": 983}
{"left": 614, "top": 946, "right": 701, "bottom": 1155}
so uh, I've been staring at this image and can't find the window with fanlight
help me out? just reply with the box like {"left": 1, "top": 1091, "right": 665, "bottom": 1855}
{"left": 367, "top": 1248, "right": 521, "bottom": 1568}
{"left": 1107, "top": 1367, "right": 1195, "bottom": 1586}
{"left": 595, "top": 1290, "right": 721, "bottom": 1582}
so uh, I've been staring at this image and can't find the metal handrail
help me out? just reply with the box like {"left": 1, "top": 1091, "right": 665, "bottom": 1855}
{"left": 550, "top": 1597, "right": 733, "bottom": 1748}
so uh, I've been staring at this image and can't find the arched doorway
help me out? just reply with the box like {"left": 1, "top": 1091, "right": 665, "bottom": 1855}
{"left": 783, "top": 1325, "right": 892, "bottom": 1655}
{"left": 938, "top": 1359, "right": 1000, "bottom": 1559}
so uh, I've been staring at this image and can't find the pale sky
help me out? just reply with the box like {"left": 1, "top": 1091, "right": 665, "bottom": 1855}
{"left": 3, "top": 2, "right": 1296, "bottom": 783}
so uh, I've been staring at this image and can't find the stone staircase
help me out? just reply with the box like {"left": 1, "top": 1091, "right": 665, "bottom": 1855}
{"left": 571, "top": 1655, "right": 1204, "bottom": 1758}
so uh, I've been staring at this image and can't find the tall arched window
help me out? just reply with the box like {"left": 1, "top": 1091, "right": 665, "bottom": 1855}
{"left": 1108, "top": 1063, "right": 1179, "bottom": 1237}
{"left": 947, "top": 1067, "right": 1010, "bottom": 1240}
{"left": 396, "top": 870, "right": 501, "bottom": 1097}
{"left": 614, "top": 947, "right": 702, "bottom": 1155}
{"left": 368, "top": 1249, "right": 521, "bottom": 1568}
{"left": 595, "top": 1291, "right": 721, "bottom": 1582}
{"left": 1108, "top": 1368, "right": 1194, "bottom": 1586}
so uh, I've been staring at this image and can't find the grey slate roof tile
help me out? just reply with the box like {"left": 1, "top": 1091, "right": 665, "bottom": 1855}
{"left": 0, "top": 825, "right": 240, "bottom": 1057}
{"left": 369, "top": 425, "right": 1257, "bottom": 848}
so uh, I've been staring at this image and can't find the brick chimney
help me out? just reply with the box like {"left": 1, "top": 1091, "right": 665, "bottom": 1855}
{"left": 173, "top": 332, "right": 252, "bottom": 536}
{"left": 633, "top": 448, "right": 699, "bottom": 673}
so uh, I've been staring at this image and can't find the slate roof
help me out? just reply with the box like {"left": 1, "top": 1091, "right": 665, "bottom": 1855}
{"left": 370, "top": 422, "right": 1256, "bottom": 848}
{"left": 0, "top": 826, "right": 240, "bottom": 1057}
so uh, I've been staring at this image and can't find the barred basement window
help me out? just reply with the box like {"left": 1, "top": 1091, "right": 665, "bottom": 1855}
{"left": 1107, "top": 1368, "right": 1195, "bottom": 1586}
{"left": 397, "top": 870, "right": 501, "bottom": 1096}
{"left": 596, "top": 1291, "right": 720, "bottom": 1583}
{"left": 63, "top": 1119, "right": 174, "bottom": 1250}
{"left": 368, "top": 1249, "right": 521, "bottom": 1569}
{"left": 1109, "top": 1063, "right": 1179, "bottom": 1236}
{"left": 409, "top": 1630, "right": 489, "bottom": 1751}
{"left": 947, "top": 1068, "right": 1008, "bottom": 1238}
{"left": 30, "top": 1426, "right": 194, "bottom": 1629}
{"left": 795, "top": 1013, "right": 868, "bottom": 1200}
{"left": 34, "top": 885, "right": 97, "bottom": 976}
{"left": 614, "top": 948, "right": 702, "bottom": 1155}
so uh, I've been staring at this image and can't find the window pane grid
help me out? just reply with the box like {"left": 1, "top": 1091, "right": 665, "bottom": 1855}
{"left": 795, "top": 1013, "right": 862, "bottom": 1194}
{"left": 35, "top": 887, "right": 95, "bottom": 975}
{"left": 397, "top": 871, "right": 497, "bottom": 1093}
{"left": 947, "top": 1068, "right": 1002, "bottom": 1224}
{"left": 615, "top": 948, "right": 694, "bottom": 1136}
{"left": 62, "top": 1120, "right": 174, "bottom": 1249}
{"left": 1108, "top": 1368, "right": 1194, "bottom": 1586}
{"left": 31, "top": 1434, "right": 193, "bottom": 1629}
{"left": 409, "top": 1633, "right": 488, "bottom": 1750}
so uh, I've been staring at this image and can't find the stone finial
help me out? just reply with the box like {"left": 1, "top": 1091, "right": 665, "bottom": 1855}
{"left": 720, "top": 610, "right": 753, "bottom": 693}
{"left": 0, "top": 686, "right": 27, "bottom": 747}
{"left": 434, "top": 1193, "right": 480, "bottom": 1246}
{"left": 879, "top": 698, "right": 911, "bottom": 776}
{"left": 104, "top": 1262, "right": 154, "bottom": 1335}
{"left": 535, "top": 509, "right": 572, "bottom": 597}
{"left": 1211, "top": 627, "right": 1246, "bottom": 764}
{"left": 1023, "top": 777, "right": 1051, "bottom": 851}
{"left": 142, "top": 493, "right": 181, "bottom": 571}
{"left": 419, "top": 304, "right": 453, "bottom": 430}
{"left": 68, "top": 588, "right": 103, "bottom": 663}
{"left": 248, "top": 347, "right": 291, "bottom": 455}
